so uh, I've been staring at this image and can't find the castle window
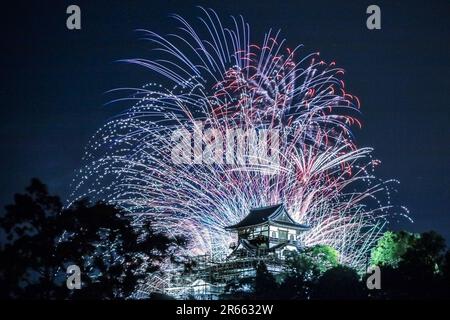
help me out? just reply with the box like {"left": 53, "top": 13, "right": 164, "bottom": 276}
{"left": 271, "top": 231, "right": 277, "bottom": 238}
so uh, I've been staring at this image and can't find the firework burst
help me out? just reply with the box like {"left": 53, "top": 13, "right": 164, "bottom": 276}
{"left": 70, "top": 8, "right": 409, "bottom": 289}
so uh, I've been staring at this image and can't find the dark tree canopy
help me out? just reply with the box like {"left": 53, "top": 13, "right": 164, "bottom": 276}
{"left": 253, "top": 261, "right": 278, "bottom": 299}
{"left": 368, "top": 230, "right": 449, "bottom": 299}
{"left": 312, "top": 266, "right": 365, "bottom": 299}
{"left": 224, "top": 234, "right": 450, "bottom": 300}
{"left": 370, "top": 230, "right": 417, "bottom": 267}
{"left": 0, "top": 179, "right": 185, "bottom": 299}
{"left": 1, "top": 180, "right": 450, "bottom": 300}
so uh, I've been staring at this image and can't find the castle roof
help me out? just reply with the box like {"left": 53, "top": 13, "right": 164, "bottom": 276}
{"left": 225, "top": 204, "right": 310, "bottom": 231}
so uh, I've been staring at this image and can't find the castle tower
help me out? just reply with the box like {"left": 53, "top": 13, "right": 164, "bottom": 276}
{"left": 225, "top": 204, "right": 310, "bottom": 259}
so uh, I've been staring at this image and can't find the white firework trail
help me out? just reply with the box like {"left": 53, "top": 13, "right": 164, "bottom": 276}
{"left": 70, "top": 8, "right": 410, "bottom": 292}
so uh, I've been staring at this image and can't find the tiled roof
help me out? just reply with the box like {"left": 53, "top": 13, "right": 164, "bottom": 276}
{"left": 225, "top": 204, "right": 310, "bottom": 230}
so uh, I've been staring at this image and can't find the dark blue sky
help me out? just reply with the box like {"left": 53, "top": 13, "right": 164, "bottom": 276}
{"left": 1, "top": 0, "right": 449, "bottom": 239}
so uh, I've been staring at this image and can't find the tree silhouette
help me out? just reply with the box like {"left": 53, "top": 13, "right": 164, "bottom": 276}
{"left": 2, "top": 180, "right": 450, "bottom": 300}
{"left": 279, "top": 245, "right": 339, "bottom": 299}
{"left": 369, "top": 230, "right": 449, "bottom": 299}
{"left": 370, "top": 231, "right": 417, "bottom": 268}
{"left": 0, "top": 178, "right": 62, "bottom": 298}
{"left": 0, "top": 179, "right": 185, "bottom": 299}
{"left": 395, "top": 231, "right": 446, "bottom": 299}
{"left": 253, "top": 261, "right": 278, "bottom": 299}
{"left": 55, "top": 199, "right": 185, "bottom": 299}
{"left": 312, "top": 266, "right": 365, "bottom": 300}
{"left": 442, "top": 250, "right": 450, "bottom": 296}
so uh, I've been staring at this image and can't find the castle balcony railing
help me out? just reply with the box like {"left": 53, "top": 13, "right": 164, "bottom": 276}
{"left": 268, "top": 237, "right": 302, "bottom": 247}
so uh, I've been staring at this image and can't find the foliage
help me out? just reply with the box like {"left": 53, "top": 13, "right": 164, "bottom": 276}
{"left": 303, "top": 245, "right": 339, "bottom": 274}
{"left": 1, "top": 180, "right": 450, "bottom": 300}
{"left": 278, "top": 245, "right": 340, "bottom": 299}
{"left": 368, "top": 231, "right": 448, "bottom": 299}
{"left": 283, "top": 245, "right": 339, "bottom": 280}
{"left": 0, "top": 179, "right": 185, "bottom": 299}
{"left": 312, "top": 266, "right": 365, "bottom": 299}
{"left": 370, "top": 231, "right": 417, "bottom": 267}
{"left": 253, "top": 261, "right": 278, "bottom": 299}
{"left": 399, "top": 230, "right": 446, "bottom": 274}
{"left": 232, "top": 234, "right": 450, "bottom": 300}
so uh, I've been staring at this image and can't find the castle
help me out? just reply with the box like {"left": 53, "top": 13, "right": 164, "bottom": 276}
{"left": 163, "top": 204, "right": 310, "bottom": 299}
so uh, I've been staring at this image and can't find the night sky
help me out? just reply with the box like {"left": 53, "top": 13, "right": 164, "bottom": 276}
{"left": 1, "top": 1, "right": 449, "bottom": 240}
